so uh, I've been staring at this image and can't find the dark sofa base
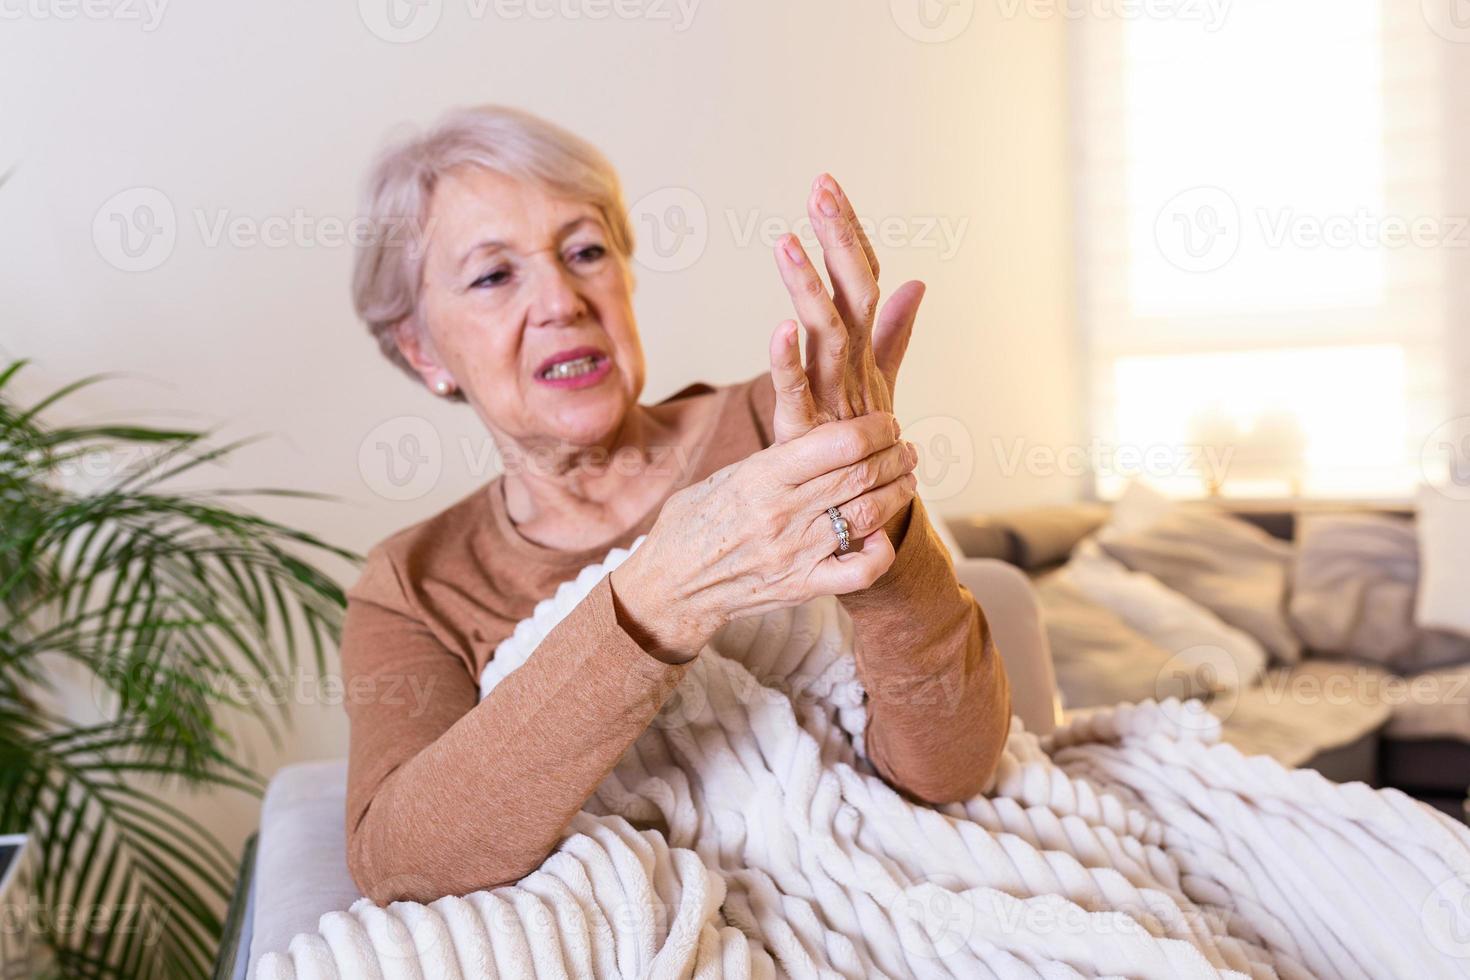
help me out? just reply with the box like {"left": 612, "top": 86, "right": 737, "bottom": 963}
{"left": 1381, "top": 738, "right": 1470, "bottom": 798}
{"left": 1235, "top": 727, "right": 1468, "bottom": 825}
{"left": 1303, "top": 736, "right": 1469, "bottom": 823}
{"left": 1304, "top": 734, "right": 1381, "bottom": 787}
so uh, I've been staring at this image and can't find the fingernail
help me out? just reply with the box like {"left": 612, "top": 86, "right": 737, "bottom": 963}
{"left": 817, "top": 189, "right": 840, "bottom": 219}
{"left": 905, "top": 440, "right": 918, "bottom": 464}
{"left": 891, "top": 415, "right": 902, "bottom": 438}
{"left": 782, "top": 235, "right": 806, "bottom": 265}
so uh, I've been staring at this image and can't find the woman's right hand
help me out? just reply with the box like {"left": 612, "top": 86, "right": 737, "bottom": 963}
{"left": 609, "top": 409, "right": 919, "bottom": 664}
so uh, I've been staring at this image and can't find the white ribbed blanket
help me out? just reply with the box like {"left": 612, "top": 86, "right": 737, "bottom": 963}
{"left": 258, "top": 539, "right": 1470, "bottom": 979}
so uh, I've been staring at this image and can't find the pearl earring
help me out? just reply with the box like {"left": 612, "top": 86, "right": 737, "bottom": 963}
{"left": 433, "top": 379, "right": 454, "bottom": 396}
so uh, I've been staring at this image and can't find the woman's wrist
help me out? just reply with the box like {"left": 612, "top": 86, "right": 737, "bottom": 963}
{"left": 608, "top": 558, "right": 711, "bottom": 665}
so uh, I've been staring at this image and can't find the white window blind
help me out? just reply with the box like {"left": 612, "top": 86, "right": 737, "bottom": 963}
{"left": 1072, "top": 0, "right": 1452, "bottom": 500}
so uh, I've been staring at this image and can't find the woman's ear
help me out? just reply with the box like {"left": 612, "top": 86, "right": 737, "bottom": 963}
{"left": 393, "top": 317, "right": 444, "bottom": 387}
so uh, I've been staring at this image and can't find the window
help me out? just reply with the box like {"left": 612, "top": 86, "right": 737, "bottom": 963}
{"left": 1073, "top": 0, "right": 1451, "bottom": 500}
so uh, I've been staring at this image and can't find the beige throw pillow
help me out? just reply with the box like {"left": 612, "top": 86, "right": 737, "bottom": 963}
{"left": 1099, "top": 507, "right": 1301, "bottom": 664}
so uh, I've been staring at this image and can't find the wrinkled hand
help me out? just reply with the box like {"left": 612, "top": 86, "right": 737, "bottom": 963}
{"left": 609, "top": 412, "right": 918, "bottom": 663}
{"left": 767, "top": 173, "right": 927, "bottom": 541}
{"left": 766, "top": 174, "right": 926, "bottom": 444}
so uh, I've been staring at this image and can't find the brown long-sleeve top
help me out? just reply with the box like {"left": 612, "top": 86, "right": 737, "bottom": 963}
{"left": 341, "top": 373, "right": 1011, "bottom": 904}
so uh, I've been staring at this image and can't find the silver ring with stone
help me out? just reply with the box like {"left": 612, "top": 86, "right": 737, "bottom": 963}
{"left": 827, "top": 506, "right": 851, "bottom": 553}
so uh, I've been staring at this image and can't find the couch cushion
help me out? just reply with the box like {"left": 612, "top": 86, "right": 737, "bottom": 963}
{"left": 1291, "top": 512, "right": 1470, "bottom": 672}
{"left": 1216, "top": 660, "right": 1393, "bottom": 769}
{"left": 993, "top": 504, "right": 1109, "bottom": 570}
{"left": 953, "top": 557, "right": 1061, "bottom": 735}
{"left": 1385, "top": 664, "right": 1470, "bottom": 743}
{"left": 945, "top": 514, "right": 1015, "bottom": 563}
{"left": 1290, "top": 513, "right": 1419, "bottom": 662}
{"left": 247, "top": 760, "right": 360, "bottom": 979}
{"left": 1036, "top": 573, "right": 1176, "bottom": 709}
{"left": 1416, "top": 484, "right": 1470, "bottom": 640}
{"left": 1100, "top": 507, "right": 1301, "bottom": 664}
{"left": 1057, "top": 543, "right": 1268, "bottom": 694}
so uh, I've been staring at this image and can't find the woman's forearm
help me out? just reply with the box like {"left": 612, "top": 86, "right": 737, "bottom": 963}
{"left": 345, "top": 574, "right": 690, "bottom": 904}
{"left": 839, "top": 497, "right": 1012, "bottom": 803}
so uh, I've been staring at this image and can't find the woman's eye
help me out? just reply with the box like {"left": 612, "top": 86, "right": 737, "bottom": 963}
{"left": 470, "top": 268, "right": 512, "bottom": 288}
{"left": 569, "top": 244, "right": 606, "bottom": 264}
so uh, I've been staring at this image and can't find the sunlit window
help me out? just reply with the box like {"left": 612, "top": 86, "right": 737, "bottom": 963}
{"left": 1125, "top": 1, "right": 1384, "bottom": 315}
{"left": 1073, "top": 0, "right": 1447, "bottom": 501}
{"left": 1102, "top": 345, "right": 1409, "bottom": 500}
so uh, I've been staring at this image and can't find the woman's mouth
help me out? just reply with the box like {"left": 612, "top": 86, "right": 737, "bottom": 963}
{"left": 534, "top": 348, "right": 612, "bottom": 389}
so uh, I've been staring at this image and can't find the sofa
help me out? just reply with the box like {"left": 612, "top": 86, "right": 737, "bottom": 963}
{"left": 216, "top": 492, "right": 1470, "bottom": 974}
{"left": 948, "top": 497, "right": 1470, "bottom": 819}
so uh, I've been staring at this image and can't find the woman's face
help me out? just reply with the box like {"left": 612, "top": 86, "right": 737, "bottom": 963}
{"left": 404, "top": 166, "right": 645, "bottom": 452}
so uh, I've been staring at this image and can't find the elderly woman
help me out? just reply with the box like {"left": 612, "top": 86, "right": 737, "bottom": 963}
{"left": 342, "top": 105, "right": 1011, "bottom": 905}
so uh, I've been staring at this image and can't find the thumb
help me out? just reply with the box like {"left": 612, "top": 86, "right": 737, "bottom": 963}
{"left": 768, "top": 319, "right": 817, "bottom": 446}
{"left": 807, "top": 527, "right": 896, "bottom": 596}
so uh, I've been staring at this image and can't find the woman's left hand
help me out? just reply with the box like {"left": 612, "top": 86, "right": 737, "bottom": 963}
{"left": 768, "top": 174, "right": 927, "bottom": 442}
{"left": 766, "top": 174, "right": 928, "bottom": 540}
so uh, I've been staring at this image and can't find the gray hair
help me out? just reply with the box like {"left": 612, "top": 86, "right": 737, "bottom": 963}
{"left": 351, "top": 105, "right": 633, "bottom": 390}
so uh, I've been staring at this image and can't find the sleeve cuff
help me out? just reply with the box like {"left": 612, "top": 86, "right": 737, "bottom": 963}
{"left": 578, "top": 573, "right": 693, "bottom": 687}
{"left": 839, "top": 496, "right": 954, "bottom": 613}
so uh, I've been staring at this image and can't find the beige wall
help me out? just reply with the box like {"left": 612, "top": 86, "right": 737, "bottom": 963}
{"left": 0, "top": 2, "right": 1078, "bottom": 869}
{"left": 1447, "top": 38, "right": 1470, "bottom": 424}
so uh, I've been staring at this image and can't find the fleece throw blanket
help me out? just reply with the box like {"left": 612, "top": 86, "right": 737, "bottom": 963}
{"left": 258, "top": 539, "right": 1470, "bottom": 979}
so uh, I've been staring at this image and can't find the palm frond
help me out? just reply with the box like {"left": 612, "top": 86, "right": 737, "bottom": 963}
{"left": 0, "top": 358, "right": 359, "bottom": 979}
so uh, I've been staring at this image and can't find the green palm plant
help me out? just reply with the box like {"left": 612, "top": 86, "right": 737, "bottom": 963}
{"left": 0, "top": 359, "right": 358, "bottom": 978}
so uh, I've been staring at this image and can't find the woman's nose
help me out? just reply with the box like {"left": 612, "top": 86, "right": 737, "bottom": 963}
{"left": 527, "top": 260, "right": 589, "bottom": 328}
